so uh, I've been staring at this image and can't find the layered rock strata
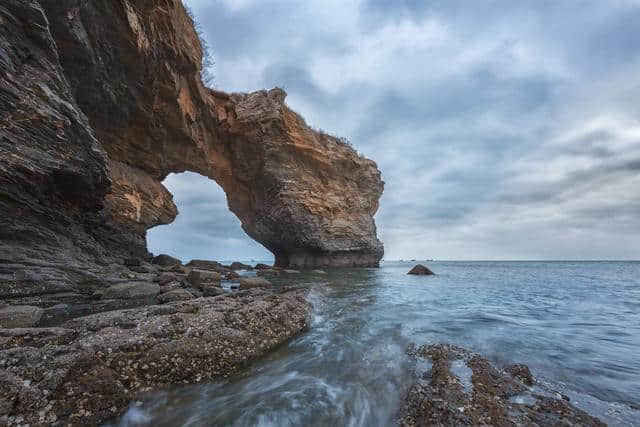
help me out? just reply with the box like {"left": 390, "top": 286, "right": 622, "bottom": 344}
{"left": 1, "top": 0, "right": 382, "bottom": 273}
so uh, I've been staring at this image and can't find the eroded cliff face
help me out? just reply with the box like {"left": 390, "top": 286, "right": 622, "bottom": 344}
{"left": 0, "top": 0, "right": 384, "bottom": 274}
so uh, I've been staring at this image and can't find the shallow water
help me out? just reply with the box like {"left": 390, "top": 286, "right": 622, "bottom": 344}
{"left": 113, "top": 261, "right": 640, "bottom": 426}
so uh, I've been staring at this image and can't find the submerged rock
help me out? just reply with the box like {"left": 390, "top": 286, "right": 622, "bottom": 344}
{"left": 0, "top": 289, "right": 310, "bottom": 426}
{"left": 407, "top": 264, "right": 435, "bottom": 275}
{"left": 400, "top": 344, "right": 605, "bottom": 426}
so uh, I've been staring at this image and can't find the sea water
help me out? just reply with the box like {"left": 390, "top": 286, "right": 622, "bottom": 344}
{"left": 112, "top": 261, "right": 640, "bottom": 426}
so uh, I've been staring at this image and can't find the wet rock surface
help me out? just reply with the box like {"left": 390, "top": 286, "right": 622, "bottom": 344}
{"left": 407, "top": 265, "right": 435, "bottom": 275}
{"left": 0, "top": 288, "right": 310, "bottom": 426}
{"left": 400, "top": 344, "right": 605, "bottom": 426}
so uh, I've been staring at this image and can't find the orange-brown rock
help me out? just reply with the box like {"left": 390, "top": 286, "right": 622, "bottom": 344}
{"left": 43, "top": 0, "right": 384, "bottom": 269}
{"left": 0, "top": 0, "right": 383, "bottom": 310}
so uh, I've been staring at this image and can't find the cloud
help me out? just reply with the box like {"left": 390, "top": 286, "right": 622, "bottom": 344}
{"left": 147, "top": 173, "right": 272, "bottom": 262}
{"left": 153, "top": 0, "right": 640, "bottom": 260}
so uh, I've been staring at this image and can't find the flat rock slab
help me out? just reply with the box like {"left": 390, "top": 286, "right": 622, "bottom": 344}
{"left": 151, "top": 254, "right": 182, "bottom": 267}
{"left": 102, "top": 282, "right": 160, "bottom": 299}
{"left": 400, "top": 344, "right": 605, "bottom": 426}
{"left": 0, "top": 289, "right": 310, "bottom": 426}
{"left": 0, "top": 305, "right": 44, "bottom": 328}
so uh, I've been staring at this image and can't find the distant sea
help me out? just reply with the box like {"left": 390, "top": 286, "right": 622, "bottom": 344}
{"left": 114, "top": 261, "right": 640, "bottom": 427}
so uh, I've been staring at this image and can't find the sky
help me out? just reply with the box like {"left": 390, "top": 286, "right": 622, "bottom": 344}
{"left": 149, "top": 0, "right": 640, "bottom": 261}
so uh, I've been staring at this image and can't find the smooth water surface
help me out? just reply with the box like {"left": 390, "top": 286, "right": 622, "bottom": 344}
{"left": 114, "top": 261, "right": 640, "bottom": 426}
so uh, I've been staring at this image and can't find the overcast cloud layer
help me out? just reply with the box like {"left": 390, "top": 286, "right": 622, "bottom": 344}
{"left": 149, "top": 0, "right": 640, "bottom": 261}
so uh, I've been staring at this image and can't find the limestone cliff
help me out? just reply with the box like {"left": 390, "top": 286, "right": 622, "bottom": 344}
{"left": 0, "top": 0, "right": 384, "bottom": 281}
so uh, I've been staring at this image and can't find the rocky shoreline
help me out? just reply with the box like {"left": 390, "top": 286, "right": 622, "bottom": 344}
{"left": 1, "top": 281, "right": 311, "bottom": 426}
{"left": 400, "top": 344, "right": 605, "bottom": 426}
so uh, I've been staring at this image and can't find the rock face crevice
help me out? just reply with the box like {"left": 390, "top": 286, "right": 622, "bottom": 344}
{"left": 0, "top": 0, "right": 384, "bottom": 271}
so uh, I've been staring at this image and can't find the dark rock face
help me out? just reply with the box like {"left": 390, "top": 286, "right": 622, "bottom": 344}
{"left": 407, "top": 264, "right": 435, "bottom": 275}
{"left": 0, "top": 289, "right": 310, "bottom": 426}
{"left": 400, "top": 344, "right": 605, "bottom": 426}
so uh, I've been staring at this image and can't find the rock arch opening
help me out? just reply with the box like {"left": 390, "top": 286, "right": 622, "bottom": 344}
{"left": 147, "top": 172, "right": 273, "bottom": 264}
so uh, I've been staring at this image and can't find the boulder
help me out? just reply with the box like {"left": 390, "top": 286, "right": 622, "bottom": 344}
{"left": 407, "top": 264, "right": 434, "bottom": 275}
{"left": 158, "top": 289, "right": 194, "bottom": 303}
{"left": 102, "top": 282, "right": 160, "bottom": 299}
{"left": 230, "top": 262, "right": 253, "bottom": 271}
{"left": 254, "top": 263, "right": 273, "bottom": 270}
{"left": 238, "top": 277, "right": 272, "bottom": 289}
{"left": 187, "top": 269, "right": 222, "bottom": 287}
{"left": 151, "top": 254, "right": 182, "bottom": 267}
{"left": 506, "top": 363, "right": 534, "bottom": 386}
{"left": 201, "top": 285, "right": 225, "bottom": 297}
{"left": 187, "top": 260, "right": 223, "bottom": 270}
{"left": 0, "top": 305, "right": 44, "bottom": 328}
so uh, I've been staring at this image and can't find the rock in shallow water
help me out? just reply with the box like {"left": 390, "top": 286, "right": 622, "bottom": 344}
{"left": 400, "top": 344, "right": 605, "bottom": 426}
{"left": 0, "top": 289, "right": 310, "bottom": 426}
{"left": 407, "top": 264, "right": 435, "bottom": 275}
